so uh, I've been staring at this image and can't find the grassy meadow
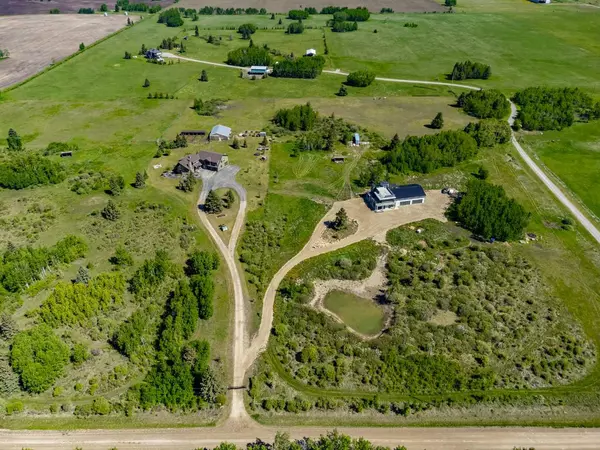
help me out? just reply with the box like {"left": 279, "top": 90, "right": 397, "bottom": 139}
{"left": 322, "top": 290, "right": 385, "bottom": 336}
{"left": 0, "top": 0, "right": 600, "bottom": 427}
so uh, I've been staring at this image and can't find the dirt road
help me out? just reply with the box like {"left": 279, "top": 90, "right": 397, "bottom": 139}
{"left": 0, "top": 14, "right": 130, "bottom": 89}
{"left": 2, "top": 424, "right": 600, "bottom": 449}
{"left": 197, "top": 167, "right": 248, "bottom": 419}
{"left": 243, "top": 192, "right": 449, "bottom": 372}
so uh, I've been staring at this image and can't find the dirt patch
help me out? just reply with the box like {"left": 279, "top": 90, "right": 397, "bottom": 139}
{"left": 428, "top": 309, "right": 458, "bottom": 326}
{"left": 0, "top": 15, "right": 131, "bottom": 89}
{"left": 0, "top": 1, "right": 173, "bottom": 15}
{"left": 322, "top": 219, "right": 358, "bottom": 242}
{"left": 179, "top": 0, "right": 446, "bottom": 13}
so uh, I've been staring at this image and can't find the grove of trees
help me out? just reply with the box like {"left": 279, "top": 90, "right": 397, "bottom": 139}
{"left": 346, "top": 70, "right": 375, "bottom": 87}
{"left": 271, "top": 56, "right": 325, "bottom": 79}
{"left": 273, "top": 103, "right": 318, "bottom": 131}
{"left": 0, "top": 155, "right": 65, "bottom": 189}
{"left": 451, "top": 179, "right": 530, "bottom": 240}
{"left": 382, "top": 130, "right": 478, "bottom": 174}
{"left": 457, "top": 89, "right": 510, "bottom": 119}
{"left": 463, "top": 119, "right": 511, "bottom": 147}
{"left": 157, "top": 9, "right": 183, "bottom": 27}
{"left": 227, "top": 43, "right": 272, "bottom": 66}
{"left": 450, "top": 60, "right": 491, "bottom": 80}
{"left": 512, "top": 86, "right": 600, "bottom": 131}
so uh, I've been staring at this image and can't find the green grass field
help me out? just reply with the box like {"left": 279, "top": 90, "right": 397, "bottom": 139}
{"left": 322, "top": 290, "right": 385, "bottom": 336}
{"left": 1, "top": 0, "right": 600, "bottom": 427}
{"left": 520, "top": 122, "right": 600, "bottom": 220}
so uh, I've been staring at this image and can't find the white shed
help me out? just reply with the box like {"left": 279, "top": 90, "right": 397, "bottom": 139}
{"left": 305, "top": 48, "right": 317, "bottom": 56}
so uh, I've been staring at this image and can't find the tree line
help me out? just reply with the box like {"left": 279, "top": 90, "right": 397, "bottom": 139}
{"left": 197, "top": 6, "right": 268, "bottom": 15}
{"left": 512, "top": 86, "right": 600, "bottom": 131}
{"left": 273, "top": 103, "right": 318, "bottom": 131}
{"left": 158, "top": 9, "right": 183, "bottom": 27}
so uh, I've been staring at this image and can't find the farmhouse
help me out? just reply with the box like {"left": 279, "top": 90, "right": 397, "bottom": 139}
{"left": 366, "top": 182, "right": 426, "bottom": 212}
{"left": 248, "top": 66, "right": 268, "bottom": 76}
{"left": 209, "top": 124, "right": 232, "bottom": 141}
{"left": 174, "top": 151, "right": 229, "bottom": 173}
{"left": 145, "top": 48, "right": 162, "bottom": 59}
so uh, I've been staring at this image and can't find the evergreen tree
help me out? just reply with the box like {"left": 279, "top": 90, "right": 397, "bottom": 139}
{"left": 430, "top": 112, "right": 444, "bottom": 129}
{"left": 223, "top": 190, "right": 235, "bottom": 208}
{"left": 133, "top": 171, "right": 146, "bottom": 188}
{"left": 179, "top": 41, "right": 185, "bottom": 53}
{"left": 79, "top": 42, "right": 85, "bottom": 51}
{"left": 337, "top": 85, "right": 348, "bottom": 96}
{"left": 332, "top": 208, "right": 349, "bottom": 231}
{"left": 143, "top": 78, "right": 150, "bottom": 88}
{"left": 194, "top": 25, "right": 199, "bottom": 37}
{"left": 178, "top": 173, "right": 196, "bottom": 192}
{"left": 389, "top": 133, "right": 400, "bottom": 149}
{"left": 242, "top": 138, "right": 248, "bottom": 148}
{"left": 200, "top": 70, "right": 208, "bottom": 82}
{"left": 278, "top": 18, "right": 282, "bottom": 25}
{"left": 100, "top": 3, "right": 108, "bottom": 12}
{"left": 477, "top": 166, "right": 490, "bottom": 180}
{"left": 204, "top": 190, "right": 222, "bottom": 214}
{"left": 101, "top": 200, "right": 120, "bottom": 221}
{"left": 271, "top": 13, "right": 275, "bottom": 19}
{"left": 0, "top": 314, "right": 18, "bottom": 340}
{"left": 108, "top": 175, "right": 125, "bottom": 196}
{"left": 6, "top": 128, "right": 23, "bottom": 151}
{"left": 115, "top": 3, "right": 120, "bottom": 12}
{"left": 232, "top": 136, "right": 240, "bottom": 149}
{"left": 75, "top": 266, "right": 90, "bottom": 284}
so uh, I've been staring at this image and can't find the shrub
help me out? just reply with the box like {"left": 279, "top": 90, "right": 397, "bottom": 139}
{"left": 346, "top": 70, "right": 375, "bottom": 87}
{"left": 92, "top": 397, "right": 111, "bottom": 415}
{"left": 10, "top": 325, "right": 70, "bottom": 393}
{"left": 430, "top": 112, "right": 444, "bottom": 129}
{"left": 457, "top": 90, "right": 510, "bottom": 119}
{"left": 331, "top": 20, "right": 358, "bottom": 32}
{"left": 6, "top": 128, "right": 23, "bottom": 151}
{"left": 237, "top": 23, "right": 257, "bottom": 39}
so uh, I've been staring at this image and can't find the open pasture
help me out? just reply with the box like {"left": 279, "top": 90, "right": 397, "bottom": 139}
{"left": 0, "top": 14, "right": 131, "bottom": 89}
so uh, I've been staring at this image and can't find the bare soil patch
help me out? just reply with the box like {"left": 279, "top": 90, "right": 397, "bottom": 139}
{"left": 0, "top": 1, "right": 172, "bottom": 15}
{"left": 179, "top": 0, "right": 446, "bottom": 13}
{"left": 0, "top": 14, "right": 130, "bottom": 89}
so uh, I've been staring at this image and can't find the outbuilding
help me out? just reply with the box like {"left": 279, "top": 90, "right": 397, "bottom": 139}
{"left": 248, "top": 66, "right": 268, "bottom": 76}
{"left": 180, "top": 130, "right": 207, "bottom": 137}
{"left": 305, "top": 48, "right": 317, "bottom": 56}
{"left": 209, "top": 124, "right": 232, "bottom": 141}
{"left": 366, "top": 182, "right": 426, "bottom": 212}
{"left": 352, "top": 133, "right": 360, "bottom": 145}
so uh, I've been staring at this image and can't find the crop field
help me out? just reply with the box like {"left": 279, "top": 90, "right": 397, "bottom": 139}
{"left": 0, "top": 14, "right": 131, "bottom": 89}
{"left": 1, "top": 0, "right": 600, "bottom": 428}
{"left": 0, "top": 1, "right": 173, "bottom": 15}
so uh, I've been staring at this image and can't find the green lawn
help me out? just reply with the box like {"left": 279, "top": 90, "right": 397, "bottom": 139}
{"left": 323, "top": 290, "right": 385, "bottom": 336}
{"left": 520, "top": 122, "right": 600, "bottom": 220}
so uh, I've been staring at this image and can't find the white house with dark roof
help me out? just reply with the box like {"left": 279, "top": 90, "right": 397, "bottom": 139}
{"left": 366, "top": 182, "right": 426, "bottom": 212}
{"left": 209, "top": 124, "right": 232, "bottom": 141}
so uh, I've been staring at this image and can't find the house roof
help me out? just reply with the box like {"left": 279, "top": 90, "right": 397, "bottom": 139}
{"left": 306, "top": 48, "right": 316, "bottom": 54}
{"left": 210, "top": 124, "right": 231, "bottom": 137}
{"left": 250, "top": 66, "right": 268, "bottom": 71}
{"left": 178, "top": 151, "right": 226, "bottom": 168}
{"left": 390, "top": 184, "right": 426, "bottom": 200}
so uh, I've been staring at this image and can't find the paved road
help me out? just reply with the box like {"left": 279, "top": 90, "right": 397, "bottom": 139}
{"left": 2, "top": 425, "right": 600, "bottom": 449}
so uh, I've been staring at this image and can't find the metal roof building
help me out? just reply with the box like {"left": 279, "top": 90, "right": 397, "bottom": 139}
{"left": 209, "top": 124, "right": 232, "bottom": 141}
